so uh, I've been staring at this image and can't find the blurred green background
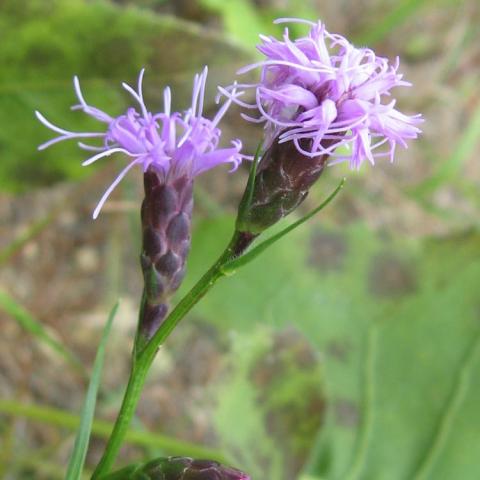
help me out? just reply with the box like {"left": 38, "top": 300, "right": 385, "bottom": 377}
{"left": 1, "top": 0, "right": 479, "bottom": 479}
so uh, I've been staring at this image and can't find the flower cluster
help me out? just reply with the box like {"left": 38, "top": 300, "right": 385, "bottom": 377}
{"left": 36, "top": 68, "right": 244, "bottom": 218}
{"left": 35, "top": 17, "right": 424, "bottom": 480}
{"left": 220, "top": 18, "right": 422, "bottom": 170}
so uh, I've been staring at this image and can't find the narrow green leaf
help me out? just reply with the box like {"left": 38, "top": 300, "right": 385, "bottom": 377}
{"left": 224, "top": 178, "right": 345, "bottom": 274}
{"left": 355, "top": 0, "right": 434, "bottom": 45}
{"left": 65, "top": 301, "right": 119, "bottom": 480}
{"left": 0, "top": 289, "right": 84, "bottom": 373}
{"left": 236, "top": 141, "right": 262, "bottom": 224}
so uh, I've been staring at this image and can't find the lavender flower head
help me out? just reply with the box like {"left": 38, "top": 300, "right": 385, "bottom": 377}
{"left": 37, "top": 69, "right": 247, "bottom": 341}
{"left": 36, "top": 67, "right": 244, "bottom": 218}
{"left": 220, "top": 18, "right": 422, "bottom": 170}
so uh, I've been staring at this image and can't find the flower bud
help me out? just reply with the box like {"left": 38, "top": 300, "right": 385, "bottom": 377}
{"left": 139, "top": 170, "right": 193, "bottom": 340}
{"left": 103, "top": 456, "right": 250, "bottom": 480}
{"left": 236, "top": 136, "right": 329, "bottom": 234}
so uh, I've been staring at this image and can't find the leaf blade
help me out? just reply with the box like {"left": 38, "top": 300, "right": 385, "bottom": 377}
{"left": 0, "top": 399, "right": 230, "bottom": 464}
{"left": 65, "top": 301, "right": 119, "bottom": 480}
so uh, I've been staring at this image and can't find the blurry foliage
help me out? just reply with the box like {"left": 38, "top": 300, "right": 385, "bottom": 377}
{"left": 200, "top": 0, "right": 268, "bottom": 46}
{"left": 181, "top": 216, "right": 480, "bottom": 479}
{"left": 199, "top": 0, "right": 319, "bottom": 46}
{"left": 0, "top": 0, "right": 321, "bottom": 192}
{"left": 65, "top": 301, "right": 118, "bottom": 480}
{"left": 0, "top": 0, "right": 251, "bottom": 192}
{"left": 0, "top": 289, "right": 84, "bottom": 373}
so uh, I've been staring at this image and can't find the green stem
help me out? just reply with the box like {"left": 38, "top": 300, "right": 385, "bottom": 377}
{"left": 91, "top": 231, "right": 247, "bottom": 479}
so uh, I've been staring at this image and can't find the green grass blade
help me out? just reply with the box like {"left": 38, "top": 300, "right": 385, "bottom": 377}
{"left": 0, "top": 400, "right": 229, "bottom": 464}
{"left": 0, "top": 289, "right": 84, "bottom": 373}
{"left": 355, "top": 0, "right": 433, "bottom": 45}
{"left": 65, "top": 301, "right": 119, "bottom": 480}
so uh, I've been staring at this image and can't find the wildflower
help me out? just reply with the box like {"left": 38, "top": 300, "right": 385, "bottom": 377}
{"left": 103, "top": 456, "right": 250, "bottom": 480}
{"left": 221, "top": 18, "right": 422, "bottom": 169}
{"left": 36, "top": 68, "right": 243, "bottom": 219}
{"left": 37, "top": 69, "right": 246, "bottom": 340}
{"left": 220, "top": 18, "right": 422, "bottom": 233}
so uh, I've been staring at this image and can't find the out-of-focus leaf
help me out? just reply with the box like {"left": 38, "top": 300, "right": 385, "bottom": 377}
{"left": 0, "top": 399, "right": 228, "bottom": 463}
{"left": 355, "top": 0, "right": 435, "bottom": 45}
{"left": 200, "top": 0, "right": 320, "bottom": 47}
{"left": 0, "top": 210, "right": 56, "bottom": 265}
{"left": 355, "top": 0, "right": 466, "bottom": 46}
{"left": 200, "top": 0, "right": 268, "bottom": 47}
{"left": 65, "top": 301, "right": 119, "bottom": 480}
{"left": 0, "top": 0, "right": 251, "bottom": 192}
{"left": 184, "top": 215, "right": 480, "bottom": 479}
{"left": 413, "top": 99, "right": 480, "bottom": 196}
{"left": 0, "top": 289, "right": 83, "bottom": 373}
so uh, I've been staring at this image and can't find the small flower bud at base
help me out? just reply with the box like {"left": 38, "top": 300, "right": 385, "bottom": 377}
{"left": 102, "top": 456, "right": 250, "bottom": 480}
{"left": 236, "top": 136, "right": 329, "bottom": 235}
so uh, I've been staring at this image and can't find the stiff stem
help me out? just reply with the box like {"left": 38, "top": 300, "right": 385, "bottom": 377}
{"left": 91, "top": 230, "right": 250, "bottom": 479}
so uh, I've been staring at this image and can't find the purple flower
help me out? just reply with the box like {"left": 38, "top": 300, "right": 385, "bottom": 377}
{"left": 36, "top": 68, "right": 245, "bottom": 218}
{"left": 219, "top": 18, "right": 422, "bottom": 170}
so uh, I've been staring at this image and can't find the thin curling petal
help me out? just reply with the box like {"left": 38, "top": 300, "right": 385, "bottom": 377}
{"left": 93, "top": 158, "right": 142, "bottom": 219}
{"left": 36, "top": 110, "right": 92, "bottom": 137}
{"left": 260, "top": 84, "right": 318, "bottom": 110}
{"left": 35, "top": 110, "right": 105, "bottom": 150}
{"left": 81, "top": 147, "right": 133, "bottom": 166}
{"left": 73, "top": 76, "right": 113, "bottom": 123}
{"left": 193, "top": 143, "right": 243, "bottom": 176}
{"left": 274, "top": 17, "right": 316, "bottom": 26}
{"left": 122, "top": 69, "right": 149, "bottom": 120}
{"left": 37, "top": 68, "right": 247, "bottom": 217}
{"left": 163, "top": 86, "right": 172, "bottom": 116}
{"left": 352, "top": 128, "right": 374, "bottom": 169}
{"left": 78, "top": 142, "right": 105, "bottom": 152}
{"left": 221, "top": 17, "right": 423, "bottom": 169}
